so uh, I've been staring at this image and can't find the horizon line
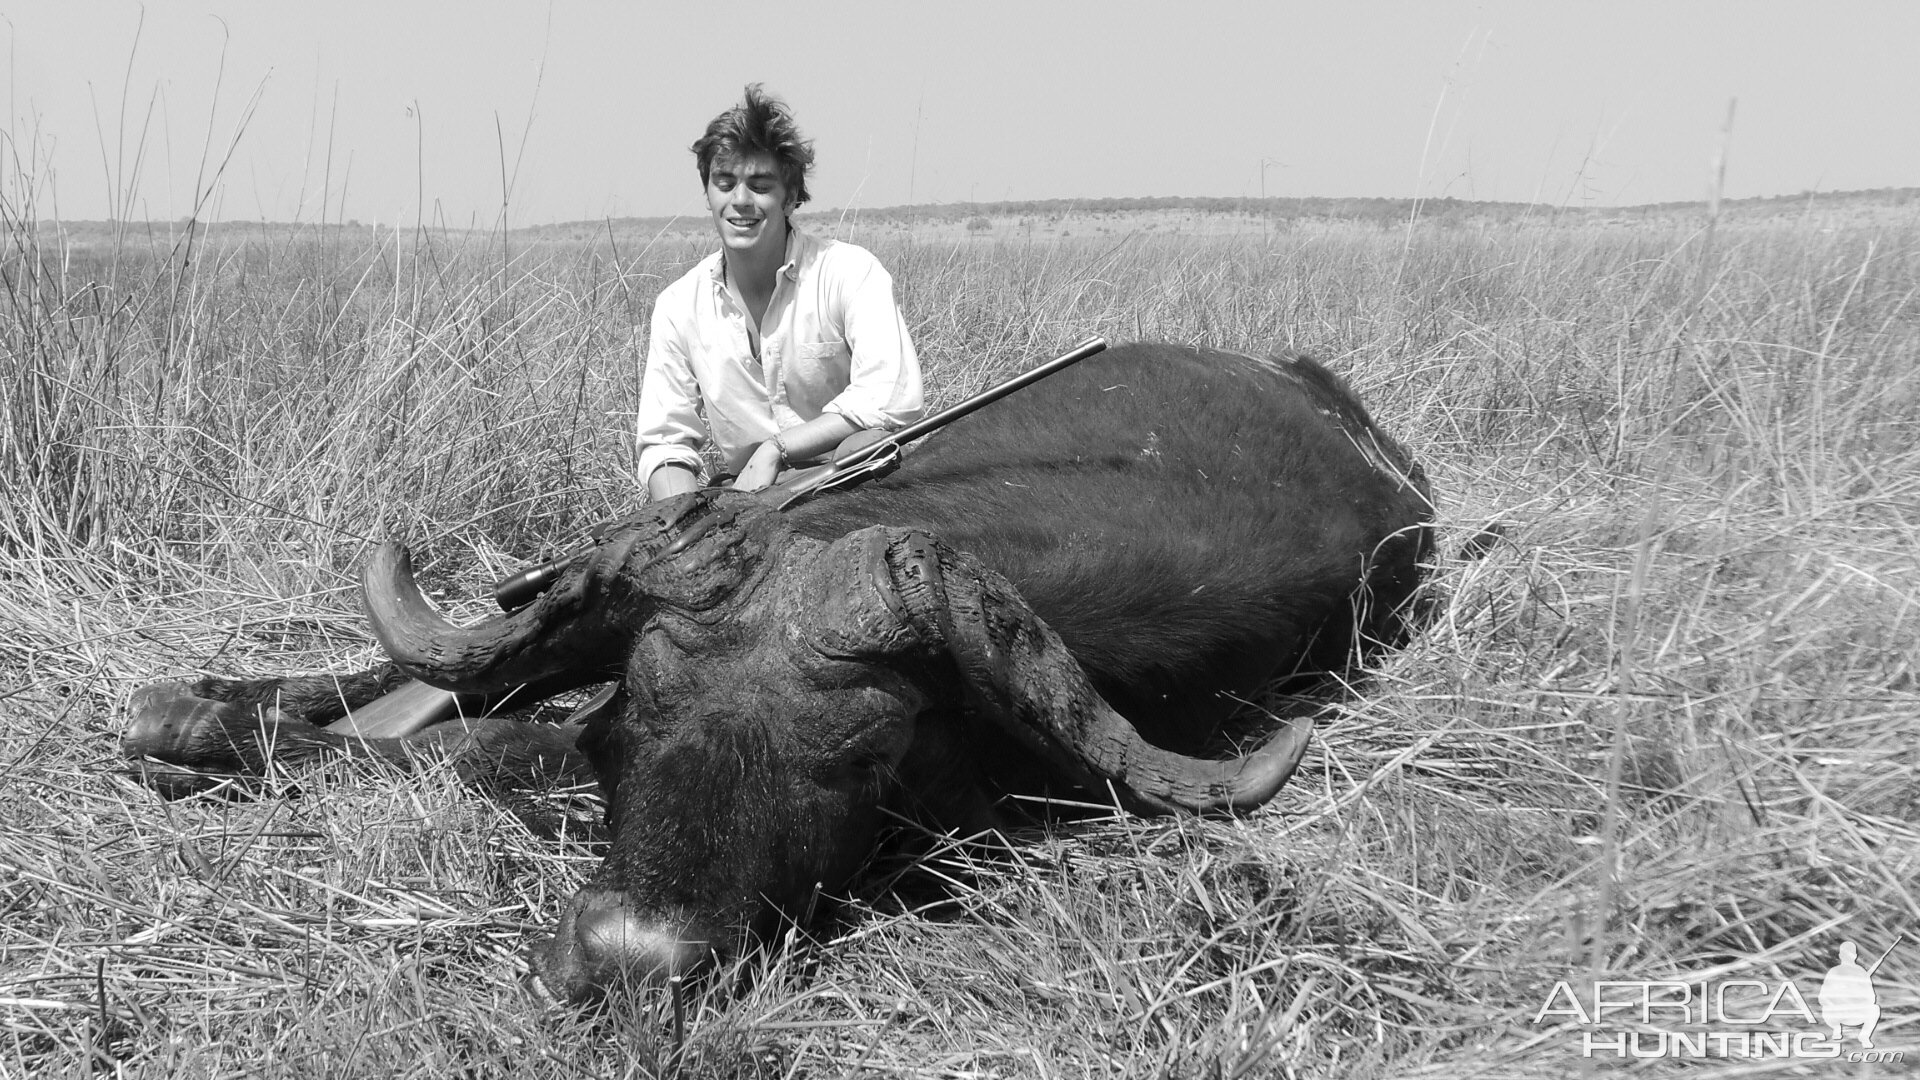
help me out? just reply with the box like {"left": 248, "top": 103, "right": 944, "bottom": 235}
{"left": 32, "top": 186, "right": 1918, "bottom": 234}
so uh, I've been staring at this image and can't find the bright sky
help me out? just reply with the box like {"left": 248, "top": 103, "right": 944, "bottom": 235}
{"left": 3, "top": 2, "right": 1915, "bottom": 226}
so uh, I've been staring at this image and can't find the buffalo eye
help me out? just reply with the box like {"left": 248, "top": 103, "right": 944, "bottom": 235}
{"left": 827, "top": 739, "right": 898, "bottom": 792}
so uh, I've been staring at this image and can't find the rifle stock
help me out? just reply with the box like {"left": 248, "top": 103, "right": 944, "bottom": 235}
{"left": 489, "top": 336, "right": 1109, "bottom": 611}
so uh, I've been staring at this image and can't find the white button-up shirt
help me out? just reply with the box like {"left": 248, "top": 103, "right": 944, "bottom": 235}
{"left": 636, "top": 228, "right": 923, "bottom": 489}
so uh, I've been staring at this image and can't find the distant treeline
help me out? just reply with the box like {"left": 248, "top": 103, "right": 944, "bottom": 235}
{"left": 529, "top": 187, "right": 1920, "bottom": 237}
{"left": 33, "top": 187, "right": 1920, "bottom": 247}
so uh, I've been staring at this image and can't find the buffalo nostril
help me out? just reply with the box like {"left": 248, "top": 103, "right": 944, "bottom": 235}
{"left": 575, "top": 906, "right": 696, "bottom": 973}
{"left": 540, "top": 899, "right": 714, "bottom": 999}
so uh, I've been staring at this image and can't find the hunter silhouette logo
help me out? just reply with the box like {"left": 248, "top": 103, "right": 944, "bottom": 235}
{"left": 1531, "top": 935, "right": 1905, "bottom": 1061}
{"left": 1818, "top": 940, "right": 1884, "bottom": 1048}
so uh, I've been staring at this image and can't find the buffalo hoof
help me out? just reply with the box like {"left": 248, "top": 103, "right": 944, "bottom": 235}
{"left": 122, "top": 681, "right": 320, "bottom": 780}
{"left": 529, "top": 889, "right": 717, "bottom": 1001}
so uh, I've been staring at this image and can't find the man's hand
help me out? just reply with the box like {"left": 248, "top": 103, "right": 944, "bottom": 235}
{"left": 732, "top": 440, "right": 785, "bottom": 492}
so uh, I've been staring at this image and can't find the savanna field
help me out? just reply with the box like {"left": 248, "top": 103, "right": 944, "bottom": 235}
{"left": 3, "top": 201, "right": 1916, "bottom": 1077}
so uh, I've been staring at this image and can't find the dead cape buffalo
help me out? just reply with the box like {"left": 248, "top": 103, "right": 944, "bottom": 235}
{"left": 123, "top": 342, "right": 1434, "bottom": 1001}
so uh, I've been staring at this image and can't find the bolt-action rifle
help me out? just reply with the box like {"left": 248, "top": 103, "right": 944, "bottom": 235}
{"left": 489, "top": 335, "right": 1109, "bottom": 613}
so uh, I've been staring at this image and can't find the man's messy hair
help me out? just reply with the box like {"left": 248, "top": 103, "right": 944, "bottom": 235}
{"left": 691, "top": 84, "right": 815, "bottom": 209}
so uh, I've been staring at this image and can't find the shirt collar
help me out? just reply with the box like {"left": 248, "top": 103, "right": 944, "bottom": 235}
{"left": 709, "top": 226, "right": 810, "bottom": 286}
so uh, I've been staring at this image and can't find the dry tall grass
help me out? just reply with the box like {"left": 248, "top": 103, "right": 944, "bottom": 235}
{"left": 3, "top": 203, "right": 1916, "bottom": 1077}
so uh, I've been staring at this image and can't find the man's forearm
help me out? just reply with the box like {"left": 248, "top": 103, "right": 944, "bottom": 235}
{"left": 648, "top": 463, "right": 700, "bottom": 500}
{"left": 732, "top": 413, "right": 863, "bottom": 494}
{"left": 775, "top": 412, "right": 859, "bottom": 463}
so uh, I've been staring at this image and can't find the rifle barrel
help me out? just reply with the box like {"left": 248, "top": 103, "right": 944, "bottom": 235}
{"left": 773, "top": 335, "right": 1108, "bottom": 505}
{"left": 881, "top": 336, "right": 1108, "bottom": 451}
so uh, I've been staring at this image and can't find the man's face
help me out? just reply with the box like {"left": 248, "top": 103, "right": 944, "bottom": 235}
{"left": 706, "top": 152, "right": 791, "bottom": 261}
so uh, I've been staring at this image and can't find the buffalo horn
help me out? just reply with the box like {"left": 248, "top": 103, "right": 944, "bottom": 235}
{"left": 907, "top": 537, "right": 1310, "bottom": 816}
{"left": 362, "top": 542, "right": 619, "bottom": 692}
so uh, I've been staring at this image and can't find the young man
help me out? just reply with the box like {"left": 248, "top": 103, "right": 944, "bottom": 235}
{"left": 637, "top": 85, "right": 924, "bottom": 500}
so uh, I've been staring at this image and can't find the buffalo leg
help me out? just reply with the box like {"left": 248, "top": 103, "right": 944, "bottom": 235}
{"left": 158, "top": 663, "right": 415, "bottom": 726}
{"left": 139, "top": 664, "right": 575, "bottom": 728}
{"left": 123, "top": 668, "right": 597, "bottom": 795}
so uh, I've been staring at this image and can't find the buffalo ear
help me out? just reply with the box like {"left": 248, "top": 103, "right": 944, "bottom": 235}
{"left": 878, "top": 530, "right": 1310, "bottom": 816}
{"left": 568, "top": 685, "right": 627, "bottom": 802}
{"left": 887, "top": 707, "right": 1007, "bottom": 834}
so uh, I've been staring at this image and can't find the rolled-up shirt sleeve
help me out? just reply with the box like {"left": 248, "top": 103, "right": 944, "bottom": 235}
{"left": 635, "top": 302, "right": 708, "bottom": 489}
{"left": 822, "top": 258, "right": 923, "bottom": 431}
